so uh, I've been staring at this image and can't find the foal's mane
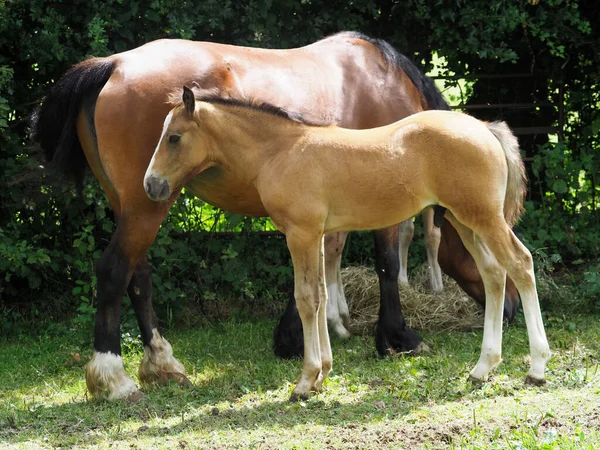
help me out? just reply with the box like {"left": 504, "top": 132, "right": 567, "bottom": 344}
{"left": 168, "top": 89, "right": 331, "bottom": 127}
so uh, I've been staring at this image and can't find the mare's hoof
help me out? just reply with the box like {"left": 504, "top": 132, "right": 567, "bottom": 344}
{"left": 289, "top": 392, "right": 309, "bottom": 403}
{"left": 140, "top": 371, "right": 192, "bottom": 387}
{"left": 125, "top": 390, "right": 146, "bottom": 403}
{"left": 173, "top": 373, "right": 193, "bottom": 387}
{"left": 375, "top": 323, "right": 424, "bottom": 357}
{"left": 525, "top": 375, "right": 546, "bottom": 386}
{"left": 412, "top": 342, "right": 431, "bottom": 355}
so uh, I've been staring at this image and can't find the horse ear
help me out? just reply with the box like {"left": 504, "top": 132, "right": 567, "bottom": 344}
{"left": 182, "top": 86, "right": 195, "bottom": 116}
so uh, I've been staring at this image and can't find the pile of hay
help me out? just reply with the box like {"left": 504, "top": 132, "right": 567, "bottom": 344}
{"left": 341, "top": 265, "right": 484, "bottom": 335}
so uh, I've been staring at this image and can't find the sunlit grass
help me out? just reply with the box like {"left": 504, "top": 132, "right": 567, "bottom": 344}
{"left": 1, "top": 314, "right": 600, "bottom": 449}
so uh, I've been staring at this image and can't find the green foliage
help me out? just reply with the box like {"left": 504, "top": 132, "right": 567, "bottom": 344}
{"left": 1, "top": 0, "right": 599, "bottom": 330}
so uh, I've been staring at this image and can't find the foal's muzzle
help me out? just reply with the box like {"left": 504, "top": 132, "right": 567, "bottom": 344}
{"left": 144, "top": 175, "right": 171, "bottom": 201}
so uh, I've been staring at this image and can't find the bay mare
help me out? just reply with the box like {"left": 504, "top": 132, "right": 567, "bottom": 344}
{"left": 144, "top": 88, "right": 551, "bottom": 400}
{"left": 30, "top": 32, "right": 519, "bottom": 400}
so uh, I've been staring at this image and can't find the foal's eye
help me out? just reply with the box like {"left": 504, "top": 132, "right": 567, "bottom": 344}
{"left": 169, "top": 135, "right": 181, "bottom": 144}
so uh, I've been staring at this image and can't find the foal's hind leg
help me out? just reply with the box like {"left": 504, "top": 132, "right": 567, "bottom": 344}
{"left": 423, "top": 208, "right": 443, "bottom": 293}
{"left": 324, "top": 232, "right": 351, "bottom": 338}
{"left": 315, "top": 237, "right": 333, "bottom": 391}
{"left": 128, "top": 257, "right": 191, "bottom": 387}
{"left": 445, "top": 216, "right": 507, "bottom": 382}
{"left": 397, "top": 219, "right": 414, "bottom": 285}
{"left": 474, "top": 224, "right": 551, "bottom": 384}
{"left": 448, "top": 214, "right": 551, "bottom": 384}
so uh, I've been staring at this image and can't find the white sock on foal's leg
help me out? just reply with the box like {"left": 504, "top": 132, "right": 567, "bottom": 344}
{"left": 326, "top": 282, "right": 351, "bottom": 339}
{"left": 398, "top": 219, "right": 414, "bottom": 285}
{"left": 85, "top": 352, "right": 138, "bottom": 400}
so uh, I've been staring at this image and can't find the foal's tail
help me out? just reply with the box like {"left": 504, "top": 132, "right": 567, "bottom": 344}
{"left": 29, "top": 57, "right": 115, "bottom": 187}
{"left": 486, "top": 121, "right": 527, "bottom": 226}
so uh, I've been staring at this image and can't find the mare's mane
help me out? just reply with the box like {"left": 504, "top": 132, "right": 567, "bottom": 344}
{"left": 168, "top": 89, "right": 331, "bottom": 127}
{"left": 335, "top": 31, "right": 450, "bottom": 112}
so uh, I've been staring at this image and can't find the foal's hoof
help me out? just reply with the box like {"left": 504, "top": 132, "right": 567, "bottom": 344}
{"left": 289, "top": 392, "right": 310, "bottom": 403}
{"left": 468, "top": 374, "right": 486, "bottom": 386}
{"left": 525, "top": 375, "right": 546, "bottom": 386}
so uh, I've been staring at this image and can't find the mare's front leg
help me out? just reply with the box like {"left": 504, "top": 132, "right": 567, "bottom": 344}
{"left": 286, "top": 230, "right": 329, "bottom": 401}
{"left": 128, "top": 257, "right": 191, "bottom": 387}
{"left": 374, "top": 226, "right": 428, "bottom": 356}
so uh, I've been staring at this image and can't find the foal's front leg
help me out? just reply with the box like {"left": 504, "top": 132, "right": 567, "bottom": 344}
{"left": 286, "top": 230, "right": 329, "bottom": 401}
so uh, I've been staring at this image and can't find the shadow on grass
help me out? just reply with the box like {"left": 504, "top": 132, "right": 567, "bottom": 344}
{"left": 1, "top": 316, "right": 598, "bottom": 448}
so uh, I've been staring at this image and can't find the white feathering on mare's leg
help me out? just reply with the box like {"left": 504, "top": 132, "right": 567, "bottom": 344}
{"left": 85, "top": 352, "right": 138, "bottom": 400}
{"left": 139, "top": 329, "right": 191, "bottom": 386}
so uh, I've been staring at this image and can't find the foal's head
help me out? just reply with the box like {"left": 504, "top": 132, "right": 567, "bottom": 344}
{"left": 144, "top": 86, "right": 211, "bottom": 202}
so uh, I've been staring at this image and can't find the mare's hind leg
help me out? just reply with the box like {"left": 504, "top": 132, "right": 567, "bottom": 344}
{"left": 86, "top": 207, "right": 188, "bottom": 400}
{"left": 423, "top": 208, "right": 443, "bottom": 293}
{"left": 85, "top": 227, "right": 138, "bottom": 400}
{"left": 128, "top": 257, "right": 191, "bottom": 387}
{"left": 397, "top": 219, "right": 414, "bottom": 286}
{"left": 374, "top": 226, "right": 428, "bottom": 356}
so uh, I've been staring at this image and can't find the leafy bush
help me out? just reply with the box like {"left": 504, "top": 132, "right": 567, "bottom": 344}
{"left": 1, "top": 0, "right": 599, "bottom": 332}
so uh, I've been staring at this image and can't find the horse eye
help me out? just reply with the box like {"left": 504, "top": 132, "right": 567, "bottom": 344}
{"left": 169, "top": 135, "right": 181, "bottom": 144}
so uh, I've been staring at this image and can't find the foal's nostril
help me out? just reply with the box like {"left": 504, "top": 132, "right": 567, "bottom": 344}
{"left": 158, "top": 180, "right": 169, "bottom": 199}
{"left": 144, "top": 175, "right": 170, "bottom": 200}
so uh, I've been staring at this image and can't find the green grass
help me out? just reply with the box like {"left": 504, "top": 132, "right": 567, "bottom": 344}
{"left": 1, "top": 314, "right": 600, "bottom": 449}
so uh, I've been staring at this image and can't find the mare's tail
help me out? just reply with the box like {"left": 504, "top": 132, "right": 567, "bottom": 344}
{"left": 486, "top": 121, "right": 527, "bottom": 226}
{"left": 29, "top": 57, "right": 115, "bottom": 186}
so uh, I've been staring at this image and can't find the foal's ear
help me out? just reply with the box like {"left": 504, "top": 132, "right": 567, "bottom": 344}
{"left": 182, "top": 86, "right": 195, "bottom": 116}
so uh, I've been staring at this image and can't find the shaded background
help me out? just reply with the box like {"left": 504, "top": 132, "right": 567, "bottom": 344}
{"left": 1, "top": 0, "right": 599, "bottom": 334}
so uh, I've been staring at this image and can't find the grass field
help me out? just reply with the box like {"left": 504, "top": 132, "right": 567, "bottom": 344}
{"left": 1, "top": 313, "right": 599, "bottom": 449}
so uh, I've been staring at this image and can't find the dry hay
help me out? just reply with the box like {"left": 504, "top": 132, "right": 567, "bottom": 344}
{"left": 341, "top": 265, "right": 484, "bottom": 335}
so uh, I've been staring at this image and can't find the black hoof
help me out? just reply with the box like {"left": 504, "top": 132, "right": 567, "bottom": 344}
{"left": 375, "top": 321, "right": 425, "bottom": 357}
{"left": 525, "top": 375, "right": 546, "bottom": 386}
{"left": 289, "top": 392, "right": 309, "bottom": 403}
